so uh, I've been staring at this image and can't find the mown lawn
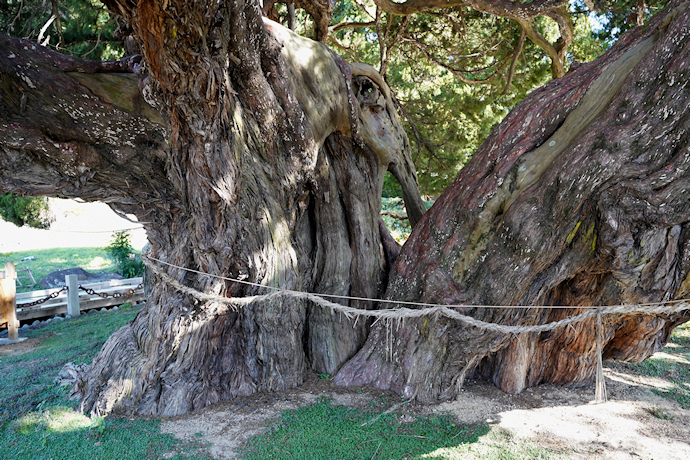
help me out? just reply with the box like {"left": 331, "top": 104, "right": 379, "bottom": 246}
{"left": 0, "top": 304, "right": 211, "bottom": 459}
{"left": 0, "top": 247, "right": 118, "bottom": 293}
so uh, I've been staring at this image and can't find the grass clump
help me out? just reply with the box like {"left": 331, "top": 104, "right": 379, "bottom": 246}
{"left": 240, "top": 396, "right": 485, "bottom": 459}
{"left": 0, "top": 307, "right": 141, "bottom": 426}
{"left": 0, "top": 305, "right": 210, "bottom": 459}
{"left": 5, "top": 408, "right": 206, "bottom": 460}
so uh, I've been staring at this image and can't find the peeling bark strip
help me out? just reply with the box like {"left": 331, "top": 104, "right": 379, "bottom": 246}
{"left": 335, "top": 1, "right": 690, "bottom": 401}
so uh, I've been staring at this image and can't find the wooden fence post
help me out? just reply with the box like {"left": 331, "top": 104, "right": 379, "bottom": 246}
{"left": 1, "top": 262, "right": 19, "bottom": 341}
{"left": 66, "top": 274, "right": 80, "bottom": 317}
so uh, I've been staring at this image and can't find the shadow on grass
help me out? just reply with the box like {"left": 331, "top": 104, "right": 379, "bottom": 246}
{"left": 0, "top": 305, "right": 212, "bottom": 459}
{"left": 5, "top": 408, "right": 209, "bottom": 460}
{"left": 239, "top": 396, "right": 490, "bottom": 460}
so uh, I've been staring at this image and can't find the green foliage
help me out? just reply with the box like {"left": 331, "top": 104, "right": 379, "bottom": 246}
{"left": 326, "top": 1, "right": 622, "bottom": 195}
{"left": 0, "top": 0, "right": 124, "bottom": 60}
{"left": 382, "top": 171, "right": 403, "bottom": 198}
{"left": 0, "top": 247, "right": 117, "bottom": 293}
{"left": 0, "top": 194, "right": 53, "bottom": 229}
{"left": 381, "top": 196, "right": 434, "bottom": 244}
{"left": 582, "top": 0, "right": 670, "bottom": 43}
{"left": 105, "top": 231, "right": 144, "bottom": 278}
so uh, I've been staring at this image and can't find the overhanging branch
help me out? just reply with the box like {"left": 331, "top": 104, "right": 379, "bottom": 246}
{"left": 372, "top": 0, "right": 569, "bottom": 18}
{"left": 0, "top": 35, "right": 173, "bottom": 214}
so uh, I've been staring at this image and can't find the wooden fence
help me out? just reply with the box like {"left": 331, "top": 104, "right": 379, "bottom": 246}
{"left": 1, "top": 262, "right": 19, "bottom": 341}
{"left": 1, "top": 262, "right": 144, "bottom": 341}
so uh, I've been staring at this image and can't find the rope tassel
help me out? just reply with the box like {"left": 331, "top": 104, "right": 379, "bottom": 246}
{"left": 595, "top": 310, "right": 607, "bottom": 403}
{"left": 141, "top": 254, "right": 689, "bottom": 404}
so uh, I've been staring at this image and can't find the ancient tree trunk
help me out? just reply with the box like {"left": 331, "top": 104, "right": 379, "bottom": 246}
{"left": 0, "top": 2, "right": 424, "bottom": 416}
{"left": 336, "top": 1, "right": 690, "bottom": 401}
{"left": 3, "top": 0, "right": 689, "bottom": 417}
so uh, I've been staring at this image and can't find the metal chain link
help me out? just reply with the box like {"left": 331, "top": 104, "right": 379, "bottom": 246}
{"left": 17, "top": 283, "right": 143, "bottom": 308}
{"left": 17, "top": 286, "right": 68, "bottom": 308}
{"left": 78, "top": 284, "right": 143, "bottom": 299}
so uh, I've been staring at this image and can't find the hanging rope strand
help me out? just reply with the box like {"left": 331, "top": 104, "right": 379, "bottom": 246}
{"left": 141, "top": 255, "right": 690, "bottom": 335}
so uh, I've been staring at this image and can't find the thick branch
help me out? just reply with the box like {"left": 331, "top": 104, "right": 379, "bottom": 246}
{"left": 329, "top": 21, "right": 376, "bottom": 34}
{"left": 502, "top": 25, "right": 526, "bottom": 94}
{"left": 294, "top": 0, "right": 336, "bottom": 41}
{"left": 372, "top": 0, "right": 569, "bottom": 18}
{"left": 0, "top": 35, "right": 173, "bottom": 217}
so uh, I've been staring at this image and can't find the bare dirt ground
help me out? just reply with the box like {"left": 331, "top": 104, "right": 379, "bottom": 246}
{"left": 160, "top": 366, "right": 690, "bottom": 460}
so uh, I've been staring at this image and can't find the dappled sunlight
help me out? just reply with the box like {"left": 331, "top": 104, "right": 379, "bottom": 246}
{"left": 13, "top": 407, "right": 94, "bottom": 436}
{"left": 86, "top": 256, "right": 110, "bottom": 270}
{"left": 605, "top": 367, "right": 675, "bottom": 390}
{"left": 650, "top": 351, "right": 690, "bottom": 365}
{"left": 42, "top": 408, "right": 94, "bottom": 433}
{"left": 418, "top": 428, "right": 561, "bottom": 459}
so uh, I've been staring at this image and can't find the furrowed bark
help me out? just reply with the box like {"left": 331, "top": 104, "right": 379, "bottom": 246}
{"left": 2, "top": 1, "right": 425, "bottom": 416}
{"left": 3, "top": 0, "right": 688, "bottom": 417}
{"left": 336, "top": 1, "right": 690, "bottom": 401}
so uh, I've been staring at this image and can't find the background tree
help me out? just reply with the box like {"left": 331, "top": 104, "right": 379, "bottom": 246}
{"left": 0, "top": 193, "right": 53, "bottom": 228}
{"left": 0, "top": 0, "right": 124, "bottom": 59}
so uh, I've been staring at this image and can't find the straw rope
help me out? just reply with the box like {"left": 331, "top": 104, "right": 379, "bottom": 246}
{"left": 142, "top": 255, "right": 690, "bottom": 403}
{"left": 142, "top": 255, "right": 690, "bottom": 335}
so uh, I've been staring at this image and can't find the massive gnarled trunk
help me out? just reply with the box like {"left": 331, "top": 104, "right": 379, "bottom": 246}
{"left": 1, "top": 0, "right": 689, "bottom": 417}
{"left": 1, "top": 2, "right": 423, "bottom": 415}
{"left": 336, "top": 1, "right": 690, "bottom": 400}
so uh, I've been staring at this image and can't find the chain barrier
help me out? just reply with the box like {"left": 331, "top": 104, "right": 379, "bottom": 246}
{"left": 17, "top": 286, "right": 68, "bottom": 308}
{"left": 16, "top": 284, "right": 143, "bottom": 308}
{"left": 78, "top": 284, "right": 144, "bottom": 298}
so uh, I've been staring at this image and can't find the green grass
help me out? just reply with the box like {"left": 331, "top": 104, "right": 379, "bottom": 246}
{"left": 0, "top": 305, "right": 140, "bottom": 425}
{"left": 239, "top": 397, "right": 485, "bottom": 460}
{"left": 0, "top": 247, "right": 118, "bottom": 293}
{"left": 617, "top": 322, "right": 690, "bottom": 409}
{"left": 0, "top": 304, "right": 210, "bottom": 459}
{"left": 238, "top": 398, "right": 564, "bottom": 460}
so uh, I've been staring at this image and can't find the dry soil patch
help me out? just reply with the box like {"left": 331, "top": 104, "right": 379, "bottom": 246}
{"left": 161, "top": 367, "right": 690, "bottom": 459}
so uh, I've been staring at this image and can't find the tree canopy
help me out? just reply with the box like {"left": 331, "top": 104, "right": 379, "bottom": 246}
{"left": 0, "top": 0, "right": 666, "bottom": 195}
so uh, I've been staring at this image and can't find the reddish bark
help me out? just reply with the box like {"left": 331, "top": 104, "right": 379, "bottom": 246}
{"left": 335, "top": 1, "right": 690, "bottom": 400}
